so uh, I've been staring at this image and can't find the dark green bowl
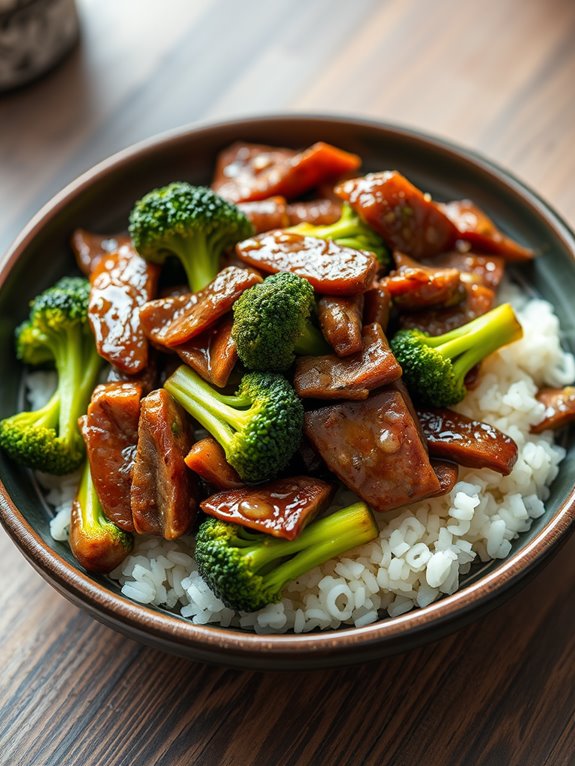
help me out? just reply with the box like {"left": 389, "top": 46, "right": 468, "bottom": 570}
{"left": 1, "top": 115, "right": 574, "bottom": 669}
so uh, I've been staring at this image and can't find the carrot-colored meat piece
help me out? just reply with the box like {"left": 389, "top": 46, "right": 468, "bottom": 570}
{"left": 421, "top": 250, "right": 505, "bottom": 290}
{"left": 80, "top": 382, "right": 142, "bottom": 532}
{"left": 531, "top": 386, "right": 575, "bottom": 433}
{"left": 237, "top": 197, "right": 290, "bottom": 233}
{"left": 336, "top": 171, "right": 459, "bottom": 259}
{"left": 200, "top": 476, "right": 333, "bottom": 540}
{"left": 131, "top": 389, "right": 198, "bottom": 539}
{"left": 417, "top": 407, "right": 518, "bottom": 475}
{"left": 236, "top": 231, "right": 377, "bottom": 295}
{"left": 89, "top": 245, "right": 160, "bottom": 375}
{"left": 318, "top": 294, "right": 364, "bottom": 357}
{"left": 213, "top": 141, "right": 360, "bottom": 203}
{"left": 70, "top": 228, "right": 131, "bottom": 276}
{"left": 304, "top": 387, "right": 441, "bottom": 512}
{"left": 398, "top": 281, "right": 495, "bottom": 335}
{"left": 440, "top": 200, "right": 534, "bottom": 262}
{"left": 384, "top": 252, "right": 464, "bottom": 311}
{"left": 294, "top": 323, "right": 402, "bottom": 400}
{"left": 184, "top": 437, "right": 244, "bottom": 490}
{"left": 140, "top": 266, "right": 262, "bottom": 348}
{"left": 286, "top": 198, "right": 342, "bottom": 226}
{"left": 175, "top": 315, "right": 237, "bottom": 388}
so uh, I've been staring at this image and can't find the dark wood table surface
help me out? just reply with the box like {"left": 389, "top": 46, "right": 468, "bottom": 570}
{"left": 1, "top": 1, "right": 575, "bottom": 764}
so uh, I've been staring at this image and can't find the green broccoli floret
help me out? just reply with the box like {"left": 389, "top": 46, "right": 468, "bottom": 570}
{"left": 391, "top": 302, "right": 523, "bottom": 406}
{"left": 164, "top": 366, "right": 303, "bottom": 482}
{"left": 128, "top": 182, "right": 254, "bottom": 292}
{"left": 70, "top": 461, "right": 133, "bottom": 574}
{"left": 195, "top": 502, "right": 379, "bottom": 612}
{"left": 289, "top": 202, "right": 391, "bottom": 270}
{"left": 232, "top": 272, "right": 329, "bottom": 371}
{"left": 0, "top": 277, "right": 102, "bottom": 474}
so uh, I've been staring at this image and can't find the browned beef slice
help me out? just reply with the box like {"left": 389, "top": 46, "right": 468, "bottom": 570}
{"left": 131, "top": 389, "right": 198, "bottom": 539}
{"left": 304, "top": 388, "right": 440, "bottom": 512}
{"left": 80, "top": 382, "right": 143, "bottom": 532}
{"left": 531, "top": 386, "right": 575, "bottom": 433}
{"left": 236, "top": 231, "right": 377, "bottom": 295}
{"left": 139, "top": 266, "right": 262, "bottom": 348}
{"left": 200, "top": 476, "right": 333, "bottom": 540}
{"left": 294, "top": 323, "right": 402, "bottom": 400}
{"left": 89, "top": 244, "right": 160, "bottom": 374}
{"left": 417, "top": 407, "right": 518, "bottom": 475}
{"left": 70, "top": 228, "right": 131, "bottom": 275}
{"left": 318, "top": 294, "right": 364, "bottom": 357}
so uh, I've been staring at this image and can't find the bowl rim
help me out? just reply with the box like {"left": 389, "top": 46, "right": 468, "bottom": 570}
{"left": 1, "top": 112, "right": 575, "bottom": 663}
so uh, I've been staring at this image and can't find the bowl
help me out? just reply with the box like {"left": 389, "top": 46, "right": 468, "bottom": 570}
{"left": 1, "top": 115, "right": 575, "bottom": 670}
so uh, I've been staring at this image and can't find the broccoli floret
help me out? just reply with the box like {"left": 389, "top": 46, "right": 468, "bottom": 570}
{"left": 129, "top": 182, "right": 253, "bottom": 292}
{"left": 195, "top": 502, "right": 378, "bottom": 612}
{"left": 69, "top": 461, "right": 133, "bottom": 573}
{"left": 391, "top": 303, "right": 523, "bottom": 406}
{"left": 164, "top": 366, "right": 303, "bottom": 482}
{"left": 0, "top": 277, "right": 102, "bottom": 474}
{"left": 232, "top": 272, "right": 329, "bottom": 371}
{"left": 289, "top": 202, "right": 391, "bottom": 270}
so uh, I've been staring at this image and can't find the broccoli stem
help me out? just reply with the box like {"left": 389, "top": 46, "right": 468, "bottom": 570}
{"left": 22, "top": 389, "right": 60, "bottom": 429}
{"left": 168, "top": 234, "right": 216, "bottom": 293}
{"left": 77, "top": 458, "right": 108, "bottom": 532}
{"left": 294, "top": 323, "right": 330, "bottom": 356}
{"left": 52, "top": 325, "right": 85, "bottom": 442}
{"left": 426, "top": 303, "right": 523, "bottom": 379}
{"left": 296, "top": 204, "right": 358, "bottom": 241}
{"left": 165, "top": 366, "right": 253, "bottom": 449}
{"left": 79, "top": 343, "right": 104, "bottom": 403}
{"left": 243, "top": 502, "right": 378, "bottom": 588}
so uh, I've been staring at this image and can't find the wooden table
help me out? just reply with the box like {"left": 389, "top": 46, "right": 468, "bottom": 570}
{"left": 1, "top": 1, "right": 575, "bottom": 763}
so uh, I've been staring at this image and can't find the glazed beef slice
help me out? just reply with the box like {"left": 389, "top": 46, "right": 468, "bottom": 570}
{"left": 305, "top": 387, "right": 440, "bottom": 513}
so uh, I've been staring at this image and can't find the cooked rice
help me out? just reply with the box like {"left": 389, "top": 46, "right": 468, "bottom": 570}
{"left": 33, "top": 282, "right": 573, "bottom": 633}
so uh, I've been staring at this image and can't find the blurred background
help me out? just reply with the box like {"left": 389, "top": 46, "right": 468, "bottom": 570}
{"left": 1, "top": 0, "right": 575, "bottom": 256}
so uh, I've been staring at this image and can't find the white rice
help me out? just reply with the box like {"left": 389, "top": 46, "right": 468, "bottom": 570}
{"left": 34, "top": 281, "right": 573, "bottom": 633}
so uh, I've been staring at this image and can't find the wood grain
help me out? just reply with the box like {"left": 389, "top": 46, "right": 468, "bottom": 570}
{"left": 1, "top": 0, "right": 575, "bottom": 764}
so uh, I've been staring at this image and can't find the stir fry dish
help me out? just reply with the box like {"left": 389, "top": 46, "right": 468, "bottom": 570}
{"left": 3, "top": 139, "right": 574, "bottom": 623}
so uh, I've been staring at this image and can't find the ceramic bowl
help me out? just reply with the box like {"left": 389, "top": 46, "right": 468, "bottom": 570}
{"left": 1, "top": 115, "right": 574, "bottom": 670}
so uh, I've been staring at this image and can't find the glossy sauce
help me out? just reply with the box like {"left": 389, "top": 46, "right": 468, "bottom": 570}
{"left": 89, "top": 245, "right": 160, "bottom": 374}
{"left": 236, "top": 231, "right": 377, "bottom": 295}
{"left": 532, "top": 386, "right": 575, "bottom": 433}
{"left": 70, "top": 228, "right": 131, "bottom": 275}
{"left": 131, "top": 389, "right": 198, "bottom": 539}
{"left": 200, "top": 476, "right": 333, "bottom": 540}
{"left": 363, "top": 283, "right": 392, "bottom": 330}
{"left": 175, "top": 315, "right": 238, "bottom": 388}
{"left": 398, "top": 281, "right": 495, "bottom": 335}
{"left": 286, "top": 198, "right": 342, "bottom": 226}
{"left": 213, "top": 141, "right": 360, "bottom": 203}
{"left": 184, "top": 437, "right": 243, "bottom": 490}
{"left": 422, "top": 250, "right": 505, "bottom": 290}
{"left": 305, "top": 387, "right": 441, "bottom": 512}
{"left": 417, "top": 407, "right": 518, "bottom": 474}
{"left": 430, "top": 459, "right": 459, "bottom": 496}
{"left": 80, "top": 382, "right": 143, "bottom": 532}
{"left": 318, "top": 294, "right": 364, "bottom": 357}
{"left": 440, "top": 200, "right": 534, "bottom": 261}
{"left": 336, "top": 171, "right": 459, "bottom": 258}
{"left": 384, "top": 252, "right": 464, "bottom": 310}
{"left": 140, "top": 266, "right": 262, "bottom": 348}
{"left": 295, "top": 323, "right": 402, "bottom": 400}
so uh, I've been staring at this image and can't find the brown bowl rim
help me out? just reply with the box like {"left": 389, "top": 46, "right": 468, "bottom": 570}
{"left": 1, "top": 113, "right": 575, "bottom": 664}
